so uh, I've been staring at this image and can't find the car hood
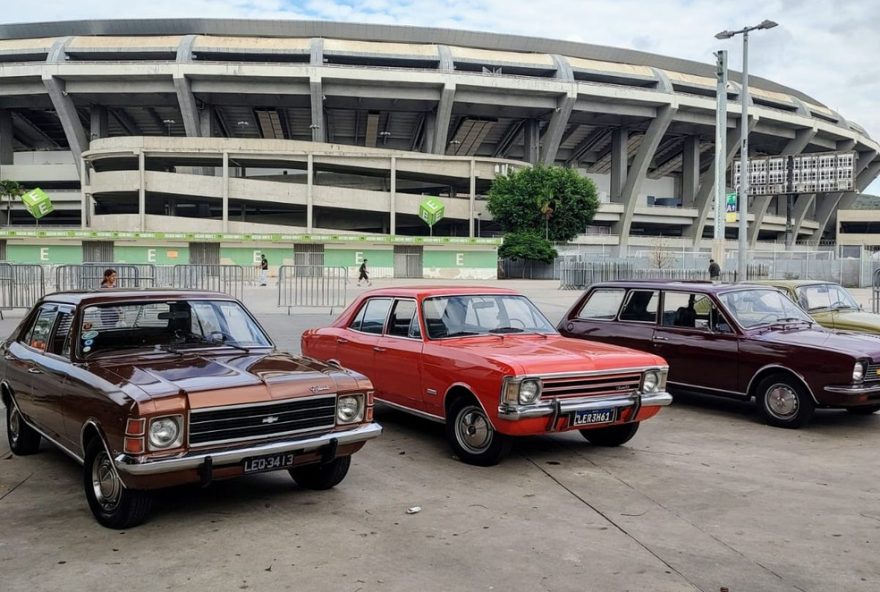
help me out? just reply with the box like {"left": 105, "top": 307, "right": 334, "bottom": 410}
{"left": 827, "top": 310, "right": 880, "bottom": 334}
{"left": 446, "top": 334, "right": 666, "bottom": 375}
{"left": 89, "top": 351, "right": 365, "bottom": 407}
{"left": 756, "top": 327, "right": 880, "bottom": 359}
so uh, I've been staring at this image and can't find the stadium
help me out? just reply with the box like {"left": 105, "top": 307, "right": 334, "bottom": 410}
{"left": 0, "top": 19, "right": 877, "bottom": 273}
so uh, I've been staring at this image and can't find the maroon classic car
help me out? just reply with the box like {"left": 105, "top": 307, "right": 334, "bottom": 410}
{"left": 302, "top": 286, "right": 671, "bottom": 466}
{"left": 558, "top": 281, "right": 880, "bottom": 428}
{"left": 1, "top": 290, "right": 381, "bottom": 528}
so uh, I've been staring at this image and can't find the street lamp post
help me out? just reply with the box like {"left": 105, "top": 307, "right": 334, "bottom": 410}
{"left": 715, "top": 19, "right": 778, "bottom": 280}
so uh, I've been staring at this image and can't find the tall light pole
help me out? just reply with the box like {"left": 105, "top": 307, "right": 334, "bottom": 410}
{"left": 716, "top": 19, "right": 778, "bottom": 280}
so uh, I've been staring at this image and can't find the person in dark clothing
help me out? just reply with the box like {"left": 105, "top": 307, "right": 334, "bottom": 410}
{"left": 258, "top": 254, "right": 268, "bottom": 286}
{"left": 708, "top": 259, "right": 721, "bottom": 281}
{"left": 357, "top": 259, "right": 371, "bottom": 287}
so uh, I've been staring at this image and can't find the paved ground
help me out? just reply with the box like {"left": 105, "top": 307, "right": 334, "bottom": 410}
{"left": 1, "top": 280, "right": 879, "bottom": 592}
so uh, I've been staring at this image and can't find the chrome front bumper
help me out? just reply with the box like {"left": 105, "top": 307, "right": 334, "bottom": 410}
{"left": 497, "top": 391, "right": 673, "bottom": 420}
{"left": 114, "top": 423, "right": 383, "bottom": 476}
{"left": 824, "top": 383, "right": 880, "bottom": 395}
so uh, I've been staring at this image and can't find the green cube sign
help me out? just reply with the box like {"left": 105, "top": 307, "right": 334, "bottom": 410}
{"left": 21, "top": 188, "right": 54, "bottom": 219}
{"left": 418, "top": 196, "right": 445, "bottom": 227}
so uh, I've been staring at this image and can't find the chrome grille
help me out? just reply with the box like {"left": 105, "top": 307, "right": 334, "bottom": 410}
{"left": 541, "top": 373, "right": 641, "bottom": 399}
{"left": 866, "top": 364, "right": 880, "bottom": 382}
{"left": 188, "top": 395, "right": 336, "bottom": 447}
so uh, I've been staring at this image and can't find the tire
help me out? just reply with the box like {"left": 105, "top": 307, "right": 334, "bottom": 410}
{"left": 289, "top": 456, "right": 351, "bottom": 490}
{"left": 579, "top": 422, "right": 640, "bottom": 447}
{"left": 6, "top": 402, "right": 41, "bottom": 455}
{"left": 83, "top": 438, "right": 153, "bottom": 529}
{"left": 756, "top": 374, "right": 815, "bottom": 429}
{"left": 845, "top": 405, "right": 880, "bottom": 415}
{"left": 446, "top": 398, "right": 512, "bottom": 466}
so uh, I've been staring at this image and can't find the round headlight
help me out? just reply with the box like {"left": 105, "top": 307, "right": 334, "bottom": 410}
{"left": 519, "top": 380, "right": 541, "bottom": 405}
{"left": 337, "top": 395, "right": 363, "bottom": 423}
{"left": 853, "top": 362, "right": 865, "bottom": 383}
{"left": 642, "top": 371, "right": 660, "bottom": 393}
{"left": 148, "top": 417, "right": 181, "bottom": 449}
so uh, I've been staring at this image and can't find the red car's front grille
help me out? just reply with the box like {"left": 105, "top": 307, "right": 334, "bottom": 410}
{"left": 541, "top": 373, "right": 642, "bottom": 399}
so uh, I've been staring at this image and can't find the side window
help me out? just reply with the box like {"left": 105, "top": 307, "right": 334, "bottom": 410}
{"left": 661, "top": 292, "right": 713, "bottom": 331}
{"left": 349, "top": 303, "right": 367, "bottom": 332}
{"left": 22, "top": 307, "right": 58, "bottom": 352}
{"left": 52, "top": 309, "right": 75, "bottom": 356}
{"left": 619, "top": 290, "right": 659, "bottom": 323}
{"left": 577, "top": 289, "right": 625, "bottom": 320}
{"left": 359, "top": 298, "right": 393, "bottom": 335}
{"left": 388, "top": 299, "right": 418, "bottom": 338}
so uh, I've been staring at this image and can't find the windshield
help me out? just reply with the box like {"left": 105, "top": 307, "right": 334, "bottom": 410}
{"left": 719, "top": 289, "right": 814, "bottom": 329}
{"left": 422, "top": 294, "right": 557, "bottom": 339}
{"left": 795, "top": 284, "right": 860, "bottom": 311}
{"left": 78, "top": 299, "right": 272, "bottom": 357}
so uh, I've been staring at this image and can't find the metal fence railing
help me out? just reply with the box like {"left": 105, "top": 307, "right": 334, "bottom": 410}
{"left": 559, "top": 261, "right": 769, "bottom": 290}
{"left": 170, "top": 265, "right": 244, "bottom": 299}
{"left": 54, "top": 263, "right": 156, "bottom": 292}
{"left": 0, "top": 263, "right": 45, "bottom": 318}
{"left": 278, "top": 265, "right": 348, "bottom": 314}
{"left": 873, "top": 268, "right": 880, "bottom": 314}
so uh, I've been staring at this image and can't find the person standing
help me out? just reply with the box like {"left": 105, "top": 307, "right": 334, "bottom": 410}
{"left": 357, "top": 259, "right": 371, "bottom": 287}
{"left": 100, "top": 269, "right": 117, "bottom": 288}
{"left": 708, "top": 259, "right": 721, "bottom": 281}
{"left": 259, "top": 254, "right": 269, "bottom": 286}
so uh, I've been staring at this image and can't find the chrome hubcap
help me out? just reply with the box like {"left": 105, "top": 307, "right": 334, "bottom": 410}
{"left": 456, "top": 406, "right": 492, "bottom": 453}
{"left": 766, "top": 384, "right": 799, "bottom": 418}
{"left": 92, "top": 451, "right": 122, "bottom": 512}
{"left": 9, "top": 408, "right": 20, "bottom": 445}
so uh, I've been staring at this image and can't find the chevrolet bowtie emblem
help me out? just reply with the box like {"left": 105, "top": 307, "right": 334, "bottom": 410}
{"left": 262, "top": 416, "right": 279, "bottom": 424}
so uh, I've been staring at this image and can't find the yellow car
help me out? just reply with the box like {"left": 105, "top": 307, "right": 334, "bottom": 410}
{"left": 753, "top": 280, "right": 880, "bottom": 334}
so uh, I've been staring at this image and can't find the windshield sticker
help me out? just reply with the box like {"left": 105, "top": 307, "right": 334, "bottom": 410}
{"left": 84, "top": 339, "right": 94, "bottom": 346}
{"left": 82, "top": 330, "right": 99, "bottom": 340}
{"left": 82, "top": 322, "right": 92, "bottom": 331}
{"left": 82, "top": 346, "right": 91, "bottom": 353}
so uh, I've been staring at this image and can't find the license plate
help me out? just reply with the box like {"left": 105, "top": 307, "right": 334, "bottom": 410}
{"left": 243, "top": 453, "right": 295, "bottom": 474}
{"left": 572, "top": 408, "right": 617, "bottom": 427}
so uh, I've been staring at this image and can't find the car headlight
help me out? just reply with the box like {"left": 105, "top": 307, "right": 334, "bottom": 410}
{"left": 337, "top": 394, "right": 364, "bottom": 424}
{"left": 519, "top": 380, "right": 541, "bottom": 405}
{"left": 148, "top": 416, "right": 183, "bottom": 450}
{"left": 642, "top": 371, "right": 660, "bottom": 393}
{"left": 853, "top": 362, "right": 865, "bottom": 383}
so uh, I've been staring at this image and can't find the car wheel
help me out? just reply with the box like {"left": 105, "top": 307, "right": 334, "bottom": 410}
{"left": 756, "top": 374, "right": 815, "bottom": 429}
{"left": 446, "top": 398, "right": 512, "bottom": 466}
{"left": 83, "top": 438, "right": 153, "bottom": 529}
{"left": 6, "top": 402, "right": 41, "bottom": 455}
{"left": 289, "top": 456, "right": 351, "bottom": 490}
{"left": 579, "top": 422, "right": 640, "bottom": 446}
{"left": 845, "top": 405, "right": 880, "bottom": 415}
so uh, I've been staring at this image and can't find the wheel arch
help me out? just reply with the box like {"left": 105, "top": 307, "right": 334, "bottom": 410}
{"left": 1, "top": 380, "right": 12, "bottom": 408}
{"left": 443, "top": 383, "right": 493, "bottom": 425}
{"left": 80, "top": 419, "right": 113, "bottom": 461}
{"left": 747, "top": 364, "right": 819, "bottom": 405}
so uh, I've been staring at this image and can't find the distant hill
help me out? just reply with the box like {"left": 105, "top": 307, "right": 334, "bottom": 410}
{"left": 853, "top": 194, "right": 880, "bottom": 209}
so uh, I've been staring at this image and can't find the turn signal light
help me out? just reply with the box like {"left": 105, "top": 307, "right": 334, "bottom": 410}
{"left": 126, "top": 418, "right": 146, "bottom": 436}
{"left": 124, "top": 437, "right": 145, "bottom": 454}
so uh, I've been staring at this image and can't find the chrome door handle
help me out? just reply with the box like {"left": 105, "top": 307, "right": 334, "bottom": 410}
{"left": 373, "top": 347, "right": 386, "bottom": 352}
{"left": 653, "top": 336, "right": 669, "bottom": 342}
{"left": 337, "top": 338, "right": 349, "bottom": 344}
{"left": 27, "top": 367, "right": 43, "bottom": 374}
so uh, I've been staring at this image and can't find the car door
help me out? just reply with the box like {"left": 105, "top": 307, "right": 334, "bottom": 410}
{"left": 652, "top": 291, "right": 743, "bottom": 396}
{"left": 372, "top": 298, "right": 424, "bottom": 410}
{"left": 34, "top": 306, "right": 79, "bottom": 449}
{"left": 335, "top": 297, "right": 393, "bottom": 390}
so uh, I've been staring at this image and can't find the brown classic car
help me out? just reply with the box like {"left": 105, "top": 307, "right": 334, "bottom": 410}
{"left": 1, "top": 290, "right": 381, "bottom": 528}
{"left": 558, "top": 281, "right": 880, "bottom": 428}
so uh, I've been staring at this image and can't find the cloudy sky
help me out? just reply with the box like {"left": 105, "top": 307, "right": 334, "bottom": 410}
{"left": 3, "top": 0, "right": 879, "bottom": 192}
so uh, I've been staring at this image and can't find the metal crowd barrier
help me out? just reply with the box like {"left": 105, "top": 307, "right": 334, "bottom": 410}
{"left": 873, "top": 268, "right": 880, "bottom": 314}
{"left": 171, "top": 264, "right": 244, "bottom": 299}
{"left": 278, "top": 265, "right": 348, "bottom": 314}
{"left": 559, "top": 262, "right": 769, "bottom": 290}
{"left": 0, "top": 263, "right": 45, "bottom": 318}
{"left": 54, "top": 263, "right": 156, "bottom": 292}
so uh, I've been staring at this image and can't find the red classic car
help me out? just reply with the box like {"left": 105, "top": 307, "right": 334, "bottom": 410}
{"left": 301, "top": 287, "right": 671, "bottom": 465}
{"left": 558, "top": 281, "right": 880, "bottom": 428}
{"left": 1, "top": 290, "right": 381, "bottom": 528}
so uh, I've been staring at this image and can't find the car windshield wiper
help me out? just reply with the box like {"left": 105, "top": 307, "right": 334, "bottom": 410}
{"left": 489, "top": 326, "right": 525, "bottom": 334}
{"left": 443, "top": 331, "right": 481, "bottom": 338}
{"left": 771, "top": 317, "right": 813, "bottom": 326}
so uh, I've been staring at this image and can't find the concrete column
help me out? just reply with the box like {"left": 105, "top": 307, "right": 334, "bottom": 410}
{"left": 90, "top": 106, "right": 108, "bottom": 141}
{"left": 540, "top": 55, "right": 576, "bottom": 165}
{"left": 790, "top": 193, "right": 815, "bottom": 242}
{"left": 523, "top": 119, "right": 540, "bottom": 165}
{"left": 681, "top": 136, "right": 700, "bottom": 207}
{"left": 199, "top": 109, "right": 214, "bottom": 137}
{"left": 44, "top": 38, "right": 88, "bottom": 179}
{"left": 80, "top": 158, "right": 90, "bottom": 229}
{"left": 0, "top": 109, "right": 12, "bottom": 165}
{"left": 138, "top": 151, "right": 146, "bottom": 231}
{"left": 423, "top": 112, "right": 436, "bottom": 155}
{"left": 469, "top": 158, "right": 476, "bottom": 238}
{"left": 390, "top": 156, "right": 396, "bottom": 235}
{"left": 309, "top": 74, "right": 326, "bottom": 143}
{"left": 432, "top": 83, "right": 455, "bottom": 154}
{"left": 174, "top": 35, "right": 200, "bottom": 137}
{"left": 610, "top": 128, "right": 628, "bottom": 202}
{"left": 222, "top": 152, "right": 229, "bottom": 233}
{"left": 306, "top": 153, "right": 314, "bottom": 232}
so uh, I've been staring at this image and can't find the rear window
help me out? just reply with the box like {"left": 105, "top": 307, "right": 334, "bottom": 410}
{"left": 577, "top": 289, "right": 625, "bottom": 320}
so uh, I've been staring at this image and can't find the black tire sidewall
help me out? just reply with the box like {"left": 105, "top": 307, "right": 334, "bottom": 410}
{"left": 83, "top": 438, "right": 151, "bottom": 529}
{"left": 757, "top": 375, "right": 814, "bottom": 428}
{"left": 580, "top": 422, "right": 640, "bottom": 446}
{"left": 446, "top": 399, "right": 510, "bottom": 466}
{"left": 290, "top": 455, "right": 351, "bottom": 490}
{"left": 6, "top": 402, "right": 40, "bottom": 455}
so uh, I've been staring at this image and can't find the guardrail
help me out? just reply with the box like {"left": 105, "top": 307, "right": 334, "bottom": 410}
{"left": 278, "top": 265, "right": 348, "bottom": 314}
{"left": 0, "top": 263, "right": 45, "bottom": 318}
{"left": 171, "top": 265, "right": 244, "bottom": 299}
{"left": 55, "top": 263, "right": 156, "bottom": 291}
{"left": 559, "top": 262, "right": 769, "bottom": 290}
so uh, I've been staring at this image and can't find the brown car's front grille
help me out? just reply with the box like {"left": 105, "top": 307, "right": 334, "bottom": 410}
{"left": 541, "top": 373, "right": 642, "bottom": 399}
{"left": 866, "top": 364, "right": 880, "bottom": 382}
{"left": 188, "top": 395, "right": 336, "bottom": 447}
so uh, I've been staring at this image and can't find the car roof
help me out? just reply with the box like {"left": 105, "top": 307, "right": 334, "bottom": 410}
{"left": 588, "top": 280, "right": 777, "bottom": 294}
{"left": 750, "top": 279, "right": 835, "bottom": 289}
{"left": 357, "top": 285, "right": 520, "bottom": 298}
{"left": 40, "top": 288, "right": 236, "bottom": 306}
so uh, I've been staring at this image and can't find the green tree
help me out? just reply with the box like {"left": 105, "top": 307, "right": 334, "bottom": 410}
{"left": 487, "top": 165, "right": 599, "bottom": 242}
{"left": 498, "top": 231, "right": 558, "bottom": 264}
{"left": 0, "top": 180, "right": 24, "bottom": 225}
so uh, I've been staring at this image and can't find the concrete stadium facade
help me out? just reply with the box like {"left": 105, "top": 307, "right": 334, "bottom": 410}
{"left": 0, "top": 18, "right": 878, "bottom": 251}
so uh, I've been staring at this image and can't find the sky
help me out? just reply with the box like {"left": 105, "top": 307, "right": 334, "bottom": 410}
{"left": 3, "top": 0, "right": 879, "bottom": 193}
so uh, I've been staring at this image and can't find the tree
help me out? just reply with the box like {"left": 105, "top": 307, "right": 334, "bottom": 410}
{"left": 487, "top": 165, "right": 599, "bottom": 242}
{"left": 0, "top": 180, "right": 24, "bottom": 225}
{"left": 498, "top": 231, "right": 558, "bottom": 264}
{"left": 648, "top": 236, "right": 676, "bottom": 269}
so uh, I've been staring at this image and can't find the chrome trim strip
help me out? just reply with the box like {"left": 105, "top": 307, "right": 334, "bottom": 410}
{"left": 516, "top": 366, "right": 667, "bottom": 381}
{"left": 114, "top": 423, "right": 383, "bottom": 476}
{"left": 14, "top": 399, "right": 86, "bottom": 464}
{"left": 745, "top": 364, "right": 819, "bottom": 405}
{"left": 189, "top": 422, "right": 338, "bottom": 448}
{"left": 189, "top": 393, "right": 336, "bottom": 414}
{"left": 824, "top": 384, "right": 880, "bottom": 395}
{"left": 668, "top": 381, "right": 747, "bottom": 397}
{"left": 498, "top": 391, "right": 672, "bottom": 420}
{"left": 376, "top": 398, "right": 445, "bottom": 423}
